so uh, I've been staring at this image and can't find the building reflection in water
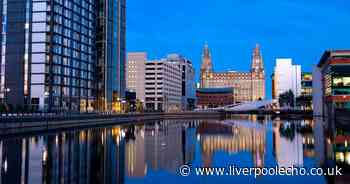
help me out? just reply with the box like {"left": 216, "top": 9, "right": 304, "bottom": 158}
{"left": 125, "top": 125, "right": 146, "bottom": 178}
{"left": 0, "top": 127, "right": 126, "bottom": 184}
{"left": 2, "top": 116, "right": 350, "bottom": 184}
{"left": 273, "top": 119, "right": 304, "bottom": 167}
{"left": 273, "top": 118, "right": 319, "bottom": 168}
{"left": 143, "top": 120, "right": 197, "bottom": 173}
{"left": 198, "top": 120, "right": 266, "bottom": 168}
{"left": 0, "top": 120, "right": 199, "bottom": 184}
{"left": 321, "top": 115, "right": 350, "bottom": 184}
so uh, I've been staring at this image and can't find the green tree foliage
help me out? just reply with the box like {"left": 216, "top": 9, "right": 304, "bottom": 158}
{"left": 279, "top": 90, "right": 295, "bottom": 107}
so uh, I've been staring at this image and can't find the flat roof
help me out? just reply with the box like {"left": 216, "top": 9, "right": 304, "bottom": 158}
{"left": 196, "top": 87, "right": 234, "bottom": 94}
{"left": 318, "top": 50, "right": 350, "bottom": 67}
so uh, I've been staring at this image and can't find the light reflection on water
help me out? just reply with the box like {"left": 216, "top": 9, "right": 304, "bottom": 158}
{"left": 0, "top": 115, "right": 348, "bottom": 184}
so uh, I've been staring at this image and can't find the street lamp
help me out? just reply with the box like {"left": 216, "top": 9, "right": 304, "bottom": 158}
{"left": 44, "top": 91, "right": 49, "bottom": 113}
{"left": 121, "top": 100, "right": 126, "bottom": 113}
{"left": 4, "top": 87, "right": 10, "bottom": 105}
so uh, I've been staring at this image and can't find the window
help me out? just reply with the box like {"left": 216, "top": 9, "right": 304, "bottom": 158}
{"left": 32, "top": 33, "right": 46, "bottom": 42}
{"left": 31, "top": 64, "right": 45, "bottom": 73}
{"left": 33, "top": 2, "right": 46, "bottom": 12}
{"left": 32, "top": 23, "right": 46, "bottom": 32}
{"left": 32, "top": 54, "right": 46, "bottom": 63}
{"left": 32, "top": 43, "right": 46, "bottom": 52}
{"left": 31, "top": 74, "right": 45, "bottom": 83}
{"left": 333, "top": 77, "right": 350, "bottom": 87}
{"left": 32, "top": 12, "right": 46, "bottom": 22}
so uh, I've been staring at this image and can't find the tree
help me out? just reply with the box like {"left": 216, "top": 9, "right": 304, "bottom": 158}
{"left": 136, "top": 99, "right": 144, "bottom": 113}
{"left": 279, "top": 90, "right": 295, "bottom": 108}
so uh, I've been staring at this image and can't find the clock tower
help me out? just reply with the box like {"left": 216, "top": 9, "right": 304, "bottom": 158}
{"left": 200, "top": 43, "right": 213, "bottom": 88}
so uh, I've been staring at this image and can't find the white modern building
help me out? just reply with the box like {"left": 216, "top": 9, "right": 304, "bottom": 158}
{"left": 273, "top": 58, "right": 301, "bottom": 99}
{"left": 126, "top": 52, "right": 147, "bottom": 103}
{"left": 166, "top": 54, "right": 196, "bottom": 111}
{"left": 145, "top": 59, "right": 182, "bottom": 112}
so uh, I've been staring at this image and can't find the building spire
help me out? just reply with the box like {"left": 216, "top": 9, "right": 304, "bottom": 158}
{"left": 251, "top": 43, "right": 264, "bottom": 74}
{"left": 201, "top": 42, "right": 213, "bottom": 72}
{"left": 254, "top": 43, "right": 260, "bottom": 56}
{"left": 203, "top": 42, "right": 210, "bottom": 58}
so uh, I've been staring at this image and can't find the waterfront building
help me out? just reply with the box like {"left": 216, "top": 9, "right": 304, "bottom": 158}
{"left": 0, "top": 0, "right": 126, "bottom": 112}
{"left": 297, "top": 72, "right": 313, "bottom": 110}
{"left": 0, "top": 0, "right": 97, "bottom": 112}
{"left": 196, "top": 88, "right": 235, "bottom": 109}
{"left": 126, "top": 52, "right": 147, "bottom": 103}
{"left": 166, "top": 54, "right": 196, "bottom": 111}
{"left": 145, "top": 59, "right": 182, "bottom": 112}
{"left": 313, "top": 50, "right": 350, "bottom": 117}
{"left": 125, "top": 90, "right": 136, "bottom": 112}
{"left": 96, "top": 0, "right": 126, "bottom": 112}
{"left": 200, "top": 43, "right": 265, "bottom": 102}
{"left": 272, "top": 58, "right": 301, "bottom": 100}
{"left": 301, "top": 72, "right": 313, "bottom": 96}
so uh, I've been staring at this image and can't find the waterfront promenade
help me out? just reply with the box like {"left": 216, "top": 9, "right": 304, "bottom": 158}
{"left": 0, "top": 112, "right": 223, "bottom": 136}
{"left": 0, "top": 109, "right": 348, "bottom": 136}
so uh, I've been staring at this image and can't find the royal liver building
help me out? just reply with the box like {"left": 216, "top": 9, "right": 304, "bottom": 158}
{"left": 200, "top": 43, "right": 265, "bottom": 102}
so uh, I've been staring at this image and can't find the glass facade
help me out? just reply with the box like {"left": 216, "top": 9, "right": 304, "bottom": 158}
{"left": 96, "top": 0, "right": 126, "bottom": 112}
{"left": 0, "top": 0, "right": 125, "bottom": 112}
{"left": 324, "top": 65, "right": 350, "bottom": 97}
{"left": 319, "top": 52, "right": 350, "bottom": 113}
{"left": 26, "top": 0, "right": 96, "bottom": 112}
{"left": 301, "top": 72, "right": 312, "bottom": 96}
{"left": 47, "top": 0, "right": 96, "bottom": 112}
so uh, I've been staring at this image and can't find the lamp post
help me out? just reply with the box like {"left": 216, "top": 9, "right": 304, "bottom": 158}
{"left": 4, "top": 88, "right": 10, "bottom": 114}
{"left": 4, "top": 88, "right": 10, "bottom": 104}
{"left": 44, "top": 91, "right": 49, "bottom": 114}
{"left": 121, "top": 100, "right": 126, "bottom": 113}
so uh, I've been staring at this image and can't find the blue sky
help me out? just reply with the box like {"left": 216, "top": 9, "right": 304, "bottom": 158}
{"left": 126, "top": 0, "right": 350, "bottom": 99}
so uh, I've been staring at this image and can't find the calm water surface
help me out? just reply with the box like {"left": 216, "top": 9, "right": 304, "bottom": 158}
{"left": 0, "top": 115, "right": 348, "bottom": 184}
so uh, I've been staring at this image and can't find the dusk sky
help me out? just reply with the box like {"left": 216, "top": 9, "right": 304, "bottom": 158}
{"left": 126, "top": 0, "right": 350, "bottom": 98}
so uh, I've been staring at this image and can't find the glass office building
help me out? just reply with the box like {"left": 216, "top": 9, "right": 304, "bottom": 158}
{"left": 96, "top": 0, "right": 126, "bottom": 112}
{"left": 316, "top": 50, "right": 350, "bottom": 116}
{"left": 0, "top": 0, "right": 126, "bottom": 112}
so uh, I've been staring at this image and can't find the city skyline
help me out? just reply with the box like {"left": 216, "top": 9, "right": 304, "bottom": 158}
{"left": 126, "top": 0, "right": 350, "bottom": 98}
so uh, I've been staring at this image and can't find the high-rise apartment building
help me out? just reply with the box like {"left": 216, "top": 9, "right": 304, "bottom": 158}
{"left": 0, "top": 0, "right": 126, "bottom": 112}
{"left": 272, "top": 58, "right": 301, "bottom": 99}
{"left": 200, "top": 43, "right": 265, "bottom": 102}
{"left": 126, "top": 52, "right": 146, "bottom": 103}
{"left": 96, "top": 0, "right": 126, "bottom": 112}
{"left": 145, "top": 59, "right": 182, "bottom": 112}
